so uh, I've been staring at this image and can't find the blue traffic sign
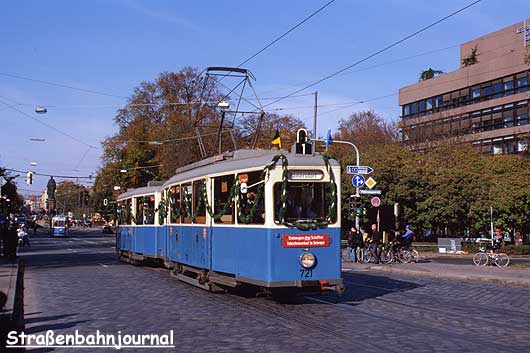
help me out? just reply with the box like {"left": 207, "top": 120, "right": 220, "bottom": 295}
{"left": 346, "top": 165, "right": 374, "bottom": 175}
{"left": 351, "top": 174, "right": 365, "bottom": 188}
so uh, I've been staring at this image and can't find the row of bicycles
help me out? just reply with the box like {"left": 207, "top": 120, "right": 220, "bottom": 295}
{"left": 346, "top": 241, "right": 420, "bottom": 264}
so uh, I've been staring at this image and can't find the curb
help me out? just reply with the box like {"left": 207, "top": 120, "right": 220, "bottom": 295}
{"left": 363, "top": 265, "right": 530, "bottom": 288}
{"left": 0, "top": 259, "right": 25, "bottom": 352}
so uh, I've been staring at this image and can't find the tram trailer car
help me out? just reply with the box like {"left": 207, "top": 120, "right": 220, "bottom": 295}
{"left": 116, "top": 149, "right": 344, "bottom": 295}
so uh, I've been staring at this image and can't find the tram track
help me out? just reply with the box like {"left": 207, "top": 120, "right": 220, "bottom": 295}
{"left": 303, "top": 295, "right": 524, "bottom": 353}
{"left": 142, "top": 263, "right": 524, "bottom": 352}
{"left": 342, "top": 276, "right": 530, "bottom": 319}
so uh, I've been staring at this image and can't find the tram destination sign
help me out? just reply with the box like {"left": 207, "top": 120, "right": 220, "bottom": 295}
{"left": 282, "top": 234, "right": 330, "bottom": 248}
{"left": 346, "top": 165, "right": 373, "bottom": 175}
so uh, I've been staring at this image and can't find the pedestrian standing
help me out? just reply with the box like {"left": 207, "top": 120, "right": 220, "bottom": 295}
{"left": 368, "top": 223, "right": 381, "bottom": 263}
{"left": 344, "top": 227, "right": 356, "bottom": 262}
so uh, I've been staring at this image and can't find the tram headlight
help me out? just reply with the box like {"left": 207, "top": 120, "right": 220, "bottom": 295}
{"left": 300, "top": 252, "right": 316, "bottom": 269}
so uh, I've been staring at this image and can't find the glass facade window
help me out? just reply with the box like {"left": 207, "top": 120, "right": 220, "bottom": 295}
{"left": 410, "top": 102, "right": 418, "bottom": 116}
{"left": 419, "top": 100, "right": 426, "bottom": 113}
{"left": 401, "top": 70, "right": 530, "bottom": 118}
{"left": 426, "top": 98, "right": 433, "bottom": 110}
{"left": 503, "top": 116, "right": 514, "bottom": 128}
{"left": 518, "top": 113, "right": 528, "bottom": 125}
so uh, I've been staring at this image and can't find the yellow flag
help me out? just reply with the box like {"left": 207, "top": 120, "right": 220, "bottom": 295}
{"left": 271, "top": 129, "right": 281, "bottom": 149}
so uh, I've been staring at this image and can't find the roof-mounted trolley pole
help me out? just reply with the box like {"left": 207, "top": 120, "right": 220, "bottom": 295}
{"left": 202, "top": 67, "right": 264, "bottom": 157}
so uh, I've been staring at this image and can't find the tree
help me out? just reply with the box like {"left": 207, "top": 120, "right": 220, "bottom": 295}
{"left": 329, "top": 110, "right": 398, "bottom": 160}
{"left": 55, "top": 181, "right": 90, "bottom": 217}
{"left": 96, "top": 67, "right": 224, "bottom": 195}
{"left": 419, "top": 68, "right": 444, "bottom": 81}
{"left": 462, "top": 45, "right": 479, "bottom": 67}
{"left": 237, "top": 113, "right": 306, "bottom": 150}
{"left": 0, "top": 168, "right": 24, "bottom": 215}
{"left": 336, "top": 141, "right": 530, "bottom": 237}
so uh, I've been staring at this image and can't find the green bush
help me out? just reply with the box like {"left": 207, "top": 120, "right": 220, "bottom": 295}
{"left": 504, "top": 245, "right": 530, "bottom": 255}
{"left": 462, "top": 242, "right": 480, "bottom": 252}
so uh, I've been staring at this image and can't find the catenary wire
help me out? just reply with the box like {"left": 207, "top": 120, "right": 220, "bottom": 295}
{"left": 0, "top": 97, "right": 99, "bottom": 149}
{"left": 260, "top": 0, "right": 483, "bottom": 110}
{"left": 236, "top": 0, "right": 336, "bottom": 68}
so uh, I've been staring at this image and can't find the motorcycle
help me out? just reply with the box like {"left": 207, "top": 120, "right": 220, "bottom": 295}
{"left": 17, "top": 226, "right": 30, "bottom": 247}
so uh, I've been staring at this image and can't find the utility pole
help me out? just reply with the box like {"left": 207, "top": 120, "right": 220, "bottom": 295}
{"left": 313, "top": 91, "right": 318, "bottom": 153}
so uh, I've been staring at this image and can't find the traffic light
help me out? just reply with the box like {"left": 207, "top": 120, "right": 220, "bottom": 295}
{"left": 355, "top": 208, "right": 363, "bottom": 216}
{"left": 295, "top": 128, "right": 312, "bottom": 155}
{"left": 26, "top": 171, "right": 33, "bottom": 185}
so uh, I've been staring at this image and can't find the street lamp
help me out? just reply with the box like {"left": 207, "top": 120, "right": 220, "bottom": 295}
{"left": 35, "top": 107, "right": 47, "bottom": 114}
{"left": 30, "top": 162, "right": 37, "bottom": 166}
{"left": 30, "top": 138, "right": 46, "bottom": 142}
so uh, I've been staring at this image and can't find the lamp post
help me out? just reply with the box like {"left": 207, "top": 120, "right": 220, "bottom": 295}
{"left": 313, "top": 138, "right": 361, "bottom": 228}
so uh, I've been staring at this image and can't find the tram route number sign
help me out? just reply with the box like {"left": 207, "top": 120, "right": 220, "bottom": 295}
{"left": 282, "top": 234, "right": 330, "bottom": 248}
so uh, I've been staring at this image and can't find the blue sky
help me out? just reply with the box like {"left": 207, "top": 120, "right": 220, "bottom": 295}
{"left": 0, "top": 0, "right": 528, "bottom": 194}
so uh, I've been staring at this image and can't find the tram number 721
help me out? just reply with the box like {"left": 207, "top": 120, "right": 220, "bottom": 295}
{"left": 299, "top": 269, "right": 313, "bottom": 278}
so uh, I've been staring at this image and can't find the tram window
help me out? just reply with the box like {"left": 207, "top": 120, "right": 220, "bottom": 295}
{"left": 238, "top": 171, "right": 265, "bottom": 224}
{"left": 169, "top": 185, "right": 181, "bottom": 224}
{"left": 273, "top": 182, "right": 336, "bottom": 224}
{"left": 214, "top": 174, "right": 235, "bottom": 224}
{"left": 144, "top": 195, "right": 155, "bottom": 225}
{"left": 134, "top": 197, "right": 143, "bottom": 225}
{"left": 125, "top": 199, "right": 132, "bottom": 225}
{"left": 182, "top": 183, "right": 192, "bottom": 224}
{"left": 193, "top": 180, "right": 206, "bottom": 224}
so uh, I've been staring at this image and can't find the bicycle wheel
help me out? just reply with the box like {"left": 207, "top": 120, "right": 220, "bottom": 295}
{"left": 494, "top": 253, "right": 510, "bottom": 267}
{"left": 381, "top": 249, "right": 394, "bottom": 264}
{"left": 363, "top": 251, "right": 372, "bottom": 263}
{"left": 473, "top": 252, "right": 489, "bottom": 266}
{"left": 399, "top": 250, "right": 413, "bottom": 264}
{"left": 410, "top": 249, "right": 420, "bottom": 263}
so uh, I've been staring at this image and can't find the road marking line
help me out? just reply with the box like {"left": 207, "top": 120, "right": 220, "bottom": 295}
{"left": 84, "top": 240, "right": 97, "bottom": 244}
{"left": 99, "top": 263, "right": 109, "bottom": 268}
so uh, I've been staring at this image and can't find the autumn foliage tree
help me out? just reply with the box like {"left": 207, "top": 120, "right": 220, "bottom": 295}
{"left": 94, "top": 67, "right": 306, "bottom": 202}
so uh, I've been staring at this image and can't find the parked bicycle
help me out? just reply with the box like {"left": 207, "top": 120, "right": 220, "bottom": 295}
{"left": 472, "top": 250, "right": 510, "bottom": 267}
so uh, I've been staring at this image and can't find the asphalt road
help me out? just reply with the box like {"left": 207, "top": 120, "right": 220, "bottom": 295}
{"left": 17, "top": 228, "right": 530, "bottom": 353}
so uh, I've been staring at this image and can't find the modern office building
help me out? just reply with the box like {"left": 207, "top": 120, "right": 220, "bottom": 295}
{"left": 399, "top": 19, "right": 530, "bottom": 154}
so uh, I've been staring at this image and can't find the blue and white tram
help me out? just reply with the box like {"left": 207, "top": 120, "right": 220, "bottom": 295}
{"left": 51, "top": 215, "right": 68, "bottom": 237}
{"left": 116, "top": 149, "right": 344, "bottom": 294}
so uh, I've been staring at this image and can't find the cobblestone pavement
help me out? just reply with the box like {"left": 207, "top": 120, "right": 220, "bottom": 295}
{"left": 18, "top": 229, "right": 530, "bottom": 353}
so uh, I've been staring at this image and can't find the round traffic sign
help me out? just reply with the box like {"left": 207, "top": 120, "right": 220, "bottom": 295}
{"left": 371, "top": 196, "right": 381, "bottom": 207}
{"left": 351, "top": 174, "right": 365, "bottom": 188}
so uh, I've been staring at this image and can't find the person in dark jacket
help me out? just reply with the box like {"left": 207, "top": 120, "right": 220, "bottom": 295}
{"left": 344, "top": 227, "right": 357, "bottom": 262}
{"left": 366, "top": 224, "right": 381, "bottom": 263}
{"left": 353, "top": 228, "right": 365, "bottom": 263}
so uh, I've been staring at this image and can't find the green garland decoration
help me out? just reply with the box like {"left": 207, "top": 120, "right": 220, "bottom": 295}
{"left": 146, "top": 153, "right": 338, "bottom": 230}
{"left": 158, "top": 195, "right": 167, "bottom": 225}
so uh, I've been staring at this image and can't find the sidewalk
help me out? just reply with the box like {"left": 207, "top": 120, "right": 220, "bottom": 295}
{"left": 0, "top": 258, "right": 23, "bottom": 350}
{"left": 0, "top": 259, "right": 18, "bottom": 317}
{"left": 342, "top": 260, "right": 530, "bottom": 288}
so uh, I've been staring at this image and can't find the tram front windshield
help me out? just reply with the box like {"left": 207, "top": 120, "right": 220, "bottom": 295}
{"left": 53, "top": 220, "right": 66, "bottom": 227}
{"left": 274, "top": 182, "right": 335, "bottom": 223}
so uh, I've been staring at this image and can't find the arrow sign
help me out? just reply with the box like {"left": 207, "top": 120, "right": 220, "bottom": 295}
{"left": 351, "top": 174, "right": 365, "bottom": 188}
{"left": 346, "top": 165, "right": 374, "bottom": 175}
{"left": 359, "top": 189, "right": 382, "bottom": 195}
